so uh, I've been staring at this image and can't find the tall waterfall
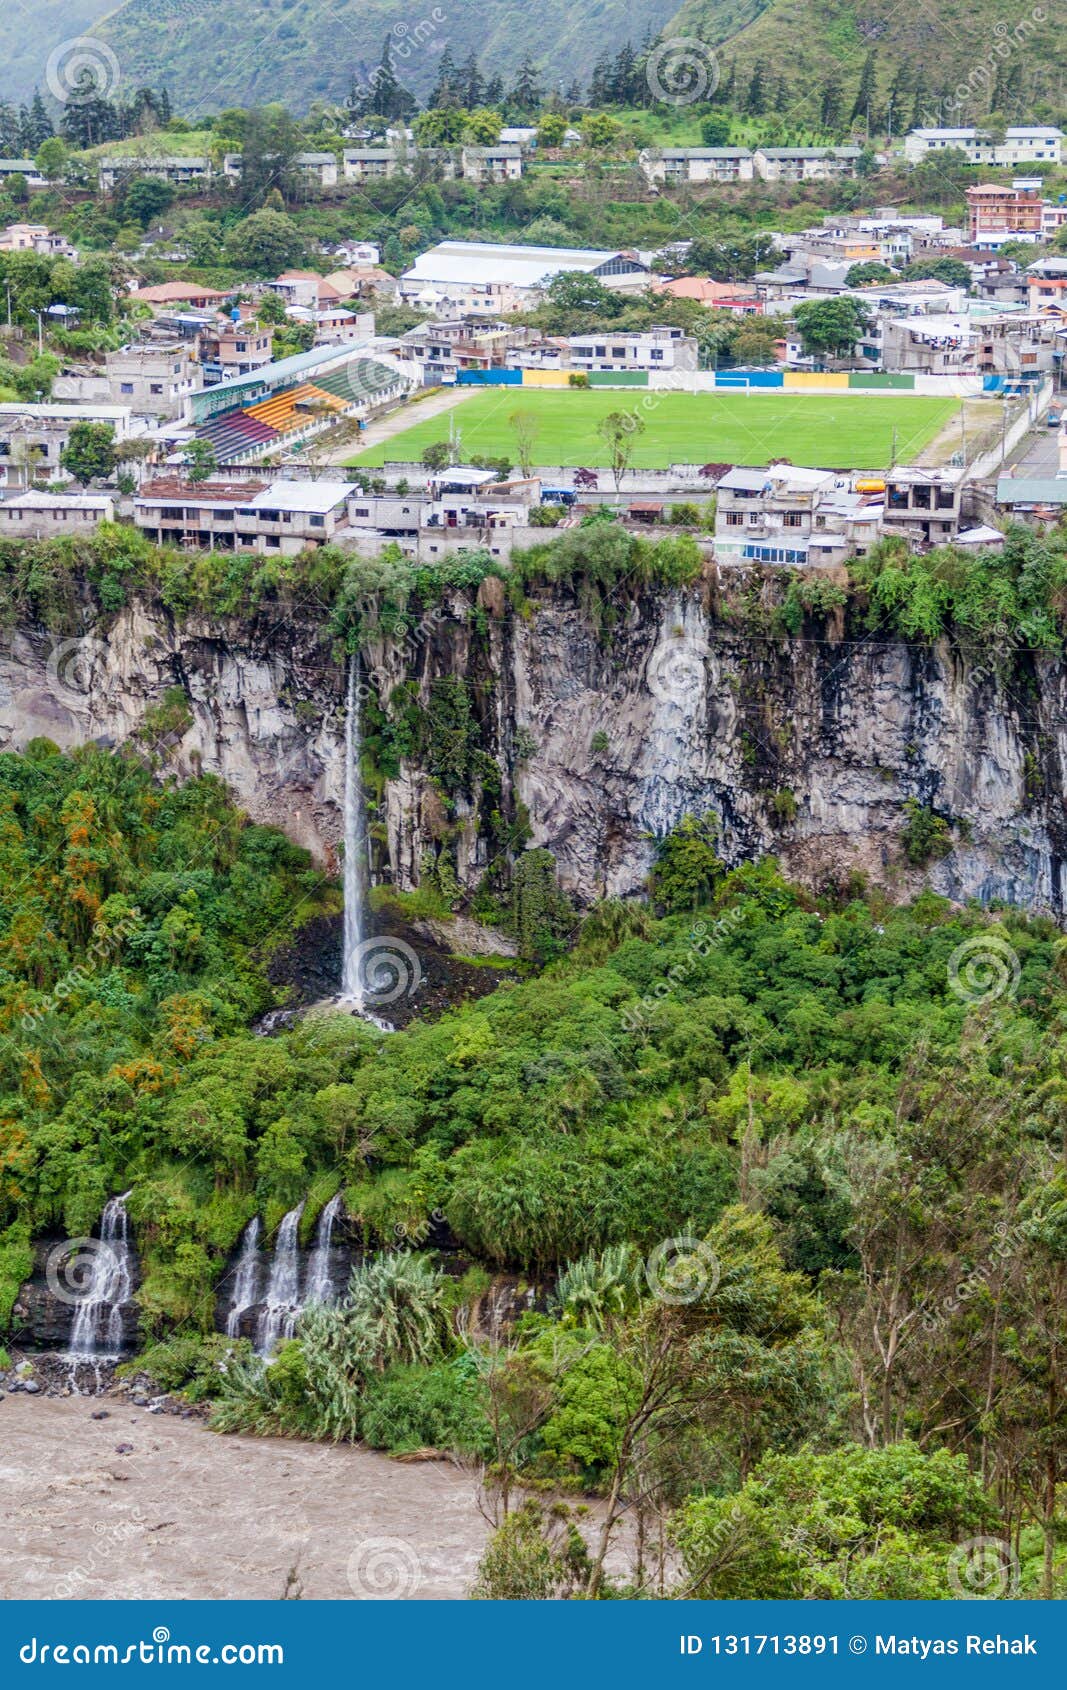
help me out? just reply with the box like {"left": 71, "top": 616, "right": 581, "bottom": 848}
{"left": 304, "top": 1193, "right": 344, "bottom": 1307}
{"left": 69, "top": 1193, "right": 135, "bottom": 1356}
{"left": 225, "top": 1216, "right": 262, "bottom": 1338}
{"left": 341, "top": 654, "right": 366, "bottom": 1006}
{"left": 257, "top": 1202, "right": 305, "bottom": 1356}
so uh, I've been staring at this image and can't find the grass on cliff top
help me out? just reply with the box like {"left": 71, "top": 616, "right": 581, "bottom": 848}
{"left": 347, "top": 388, "right": 961, "bottom": 473}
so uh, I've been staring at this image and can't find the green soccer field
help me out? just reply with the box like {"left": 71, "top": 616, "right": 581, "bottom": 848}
{"left": 348, "top": 387, "right": 961, "bottom": 473}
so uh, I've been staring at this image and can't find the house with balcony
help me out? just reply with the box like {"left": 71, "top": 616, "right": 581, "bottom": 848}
{"left": 753, "top": 146, "right": 863, "bottom": 182}
{"left": 0, "top": 222, "right": 76, "bottom": 257}
{"left": 642, "top": 147, "right": 754, "bottom": 184}
{"left": 966, "top": 183, "right": 1044, "bottom": 245}
{"left": 342, "top": 148, "right": 401, "bottom": 182}
{"left": 98, "top": 156, "right": 212, "bottom": 192}
{"left": 565, "top": 327, "right": 698, "bottom": 372}
{"left": 714, "top": 465, "right": 888, "bottom": 565}
{"left": 461, "top": 144, "right": 523, "bottom": 183}
{"left": 198, "top": 322, "right": 275, "bottom": 384}
{"left": 294, "top": 152, "right": 339, "bottom": 188}
{"left": 134, "top": 476, "right": 356, "bottom": 553}
{"left": 882, "top": 470, "right": 963, "bottom": 544}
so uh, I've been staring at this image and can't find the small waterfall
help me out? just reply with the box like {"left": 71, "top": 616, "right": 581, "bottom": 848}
{"left": 304, "top": 1193, "right": 344, "bottom": 1307}
{"left": 69, "top": 1193, "right": 135, "bottom": 1356}
{"left": 341, "top": 654, "right": 367, "bottom": 1006}
{"left": 257, "top": 1203, "right": 305, "bottom": 1356}
{"left": 225, "top": 1217, "right": 262, "bottom": 1338}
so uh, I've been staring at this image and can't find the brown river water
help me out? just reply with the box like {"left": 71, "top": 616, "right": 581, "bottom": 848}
{"left": 0, "top": 1393, "right": 493, "bottom": 1599}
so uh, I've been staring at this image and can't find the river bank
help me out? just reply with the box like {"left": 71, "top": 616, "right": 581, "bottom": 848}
{"left": 0, "top": 1393, "right": 490, "bottom": 1599}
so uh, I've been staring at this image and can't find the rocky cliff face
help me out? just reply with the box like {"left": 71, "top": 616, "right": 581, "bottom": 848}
{"left": 3, "top": 582, "right": 1065, "bottom": 917}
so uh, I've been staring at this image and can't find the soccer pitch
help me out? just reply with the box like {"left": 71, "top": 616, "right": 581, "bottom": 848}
{"left": 347, "top": 387, "right": 961, "bottom": 473}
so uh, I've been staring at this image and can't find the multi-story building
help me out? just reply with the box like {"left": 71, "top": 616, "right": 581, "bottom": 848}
{"left": 565, "top": 327, "right": 698, "bottom": 372}
{"left": 1026, "top": 257, "right": 1067, "bottom": 313}
{"left": 904, "top": 126, "right": 1064, "bottom": 168}
{"left": 642, "top": 147, "right": 754, "bottom": 184}
{"left": 461, "top": 144, "right": 523, "bottom": 183}
{"left": 0, "top": 222, "right": 76, "bottom": 257}
{"left": 198, "top": 322, "right": 275, "bottom": 384}
{"left": 0, "top": 403, "right": 133, "bottom": 491}
{"left": 966, "top": 183, "right": 1044, "bottom": 244}
{"left": 105, "top": 343, "right": 201, "bottom": 418}
{"left": 342, "top": 148, "right": 401, "bottom": 182}
{"left": 0, "top": 159, "right": 48, "bottom": 189}
{"left": 133, "top": 477, "right": 356, "bottom": 553}
{"left": 98, "top": 156, "right": 212, "bottom": 192}
{"left": 714, "top": 465, "right": 884, "bottom": 565}
{"left": 882, "top": 470, "right": 964, "bottom": 545}
{"left": 753, "top": 146, "right": 863, "bottom": 182}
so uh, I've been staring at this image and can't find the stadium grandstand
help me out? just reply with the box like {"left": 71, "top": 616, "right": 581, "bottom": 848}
{"left": 188, "top": 341, "right": 417, "bottom": 464}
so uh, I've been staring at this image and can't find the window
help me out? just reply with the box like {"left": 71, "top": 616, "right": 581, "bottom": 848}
{"left": 725, "top": 512, "right": 744, "bottom": 526}
{"left": 265, "top": 535, "right": 281, "bottom": 548}
{"left": 150, "top": 384, "right": 163, "bottom": 395}
{"left": 120, "top": 382, "right": 134, "bottom": 394}
{"left": 783, "top": 511, "right": 804, "bottom": 527}
{"left": 594, "top": 345, "right": 606, "bottom": 357}
{"left": 611, "top": 347, "right": 625, "bottom": 358}
{"left": 309, "top": 514, "right": 324, "bottom": 527}
{"left": 651, "top": 347, "right": 664, "bottom": 360}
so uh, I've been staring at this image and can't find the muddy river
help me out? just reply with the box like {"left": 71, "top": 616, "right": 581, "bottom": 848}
{"left": 0, "top": 1393, "right": 492, "bottom": 1599}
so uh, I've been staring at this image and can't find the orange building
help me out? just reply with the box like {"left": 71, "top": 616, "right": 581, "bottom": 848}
{"left": 966, "top": 183, "right": 1043, "bottom": 243}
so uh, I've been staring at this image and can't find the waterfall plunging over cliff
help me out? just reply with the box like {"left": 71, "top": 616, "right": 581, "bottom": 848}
{"left": 304, "top": 1192, "right": 344, "bottom": 1307}
{"left": 69, "top": 1193, "right": 135, "bottom": 1356}
{"left": 257, "top": 1203, "right": 305, "bottom": 1356}
{"left": 226, "top": 1217, "right": 262, "bottom": 1338}
{"left": 341, "top": 655, "right": 366, "bottom": 1007}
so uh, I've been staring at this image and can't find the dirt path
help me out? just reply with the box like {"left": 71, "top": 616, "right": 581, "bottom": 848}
{"left": 0, "top": 1393, "right": 490, "bottom": 1600}
{"left": 326, "top": 386, "right": 473, "bottom": 464}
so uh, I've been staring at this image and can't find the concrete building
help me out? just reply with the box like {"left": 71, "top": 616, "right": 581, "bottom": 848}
{"left": 342, "top": 148, "right": 400, "bottom": 182}
{"left": 198, "top": 322, "right": 275, "bottom": 384}
{"left": 904, "top": 126, "right": 1063, "bottom": 168}
{"left": 105, "top": 343, "right": 200, "bottom": 418}
{"left": 565, "top": 327, "right": 698, "bottom": 372}
{"left": 0, "top": 159, "right": 47, "bottom": 188}
{"left": 753, "top": 146, "right": 863, "bottom": 182}
{"left": 0, "top": 222, "right": 76, "bottom": 257}
{"left": 714, "top": 464, "right": 884, "bottom": 566}
{"left": 294, "top": 152, "right": 339, "bottom": 188}
{"left": 966, "top": 183, "right": 1044, "bottom": 244}
{"left": 134, "top": 476, "right": 356, "bottom": 553}
{"left": 99, "top": 156, "right": 212, "bottom": 192}
{"left": 642, "top": 147, "right": 754, "bottom": 184}
{"left": 400, "top": 241, "right": 650, "bottom": 315}
{"left": 0, "top": 403, "right": 134, "bottom": 491}
{"left": 882, "top": 469, "right": 963, "bottom": 544}
{"left": 461, "top": 144, "right": 523, "bottom": 182}
{"left": 0, "top": 490, "right": 114, "bottom": 536}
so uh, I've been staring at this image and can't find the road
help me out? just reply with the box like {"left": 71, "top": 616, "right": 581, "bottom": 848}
{"left": 326, "top": 386, "right": 473, "bottom": 466}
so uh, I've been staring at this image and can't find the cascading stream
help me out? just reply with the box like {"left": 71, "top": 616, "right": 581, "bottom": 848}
{"left": 68, "top": 1192, "right": 135, "bottom": 1356}
{"left": 341, "top": 653, "right": 366, "bottom": 1007}
{"left": 225, "top": 1216, "right": 262, "bottom": 1338}
{"left": 304, "top": 1192, "right": 344, "bottom": 1307}
{"left": 257, "top": 1202, "right": 305, "bottom": 1355}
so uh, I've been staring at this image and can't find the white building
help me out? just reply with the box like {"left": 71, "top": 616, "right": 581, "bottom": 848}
{"left": 0, "top": 490, "right": 114, "bottom": 536}
{"left": 461, "top": 145, "right": 523, "bottom": 183}
{"left": 105, "top": 343, "right": 200, "bottom": 418}
{"left": 753, "top": 146, "right": 863, "bottom": 182}
{"left": 98, "top": 156, "right": 212, "bottom": 192}
{"left": 642, "top": 147, "right": 754, "bottom": 184}
{"left": 0, "top": 403, "right": 135, "bottom": 491}
{"left": 400, "top": 241, "right": 650, "bottom": 315}
{"left": 904, "top": 126, "right": 1063, "bottom": 168}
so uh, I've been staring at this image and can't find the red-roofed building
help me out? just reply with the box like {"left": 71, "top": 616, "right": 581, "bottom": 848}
{"left": 128, "top": 282, "right": 229, "bottom": 309}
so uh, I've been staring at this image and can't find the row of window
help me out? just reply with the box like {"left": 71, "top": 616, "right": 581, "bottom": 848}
{"left": 152, "top": 507, "right": 326, "bottom": 526}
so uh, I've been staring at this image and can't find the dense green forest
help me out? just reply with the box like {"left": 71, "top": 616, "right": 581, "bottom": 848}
{"left": 1, "top": 734, "right": 1065, "bottom": 1595}
{"left": 2, "top": 519, "right": 1067, "bottom": 1596}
